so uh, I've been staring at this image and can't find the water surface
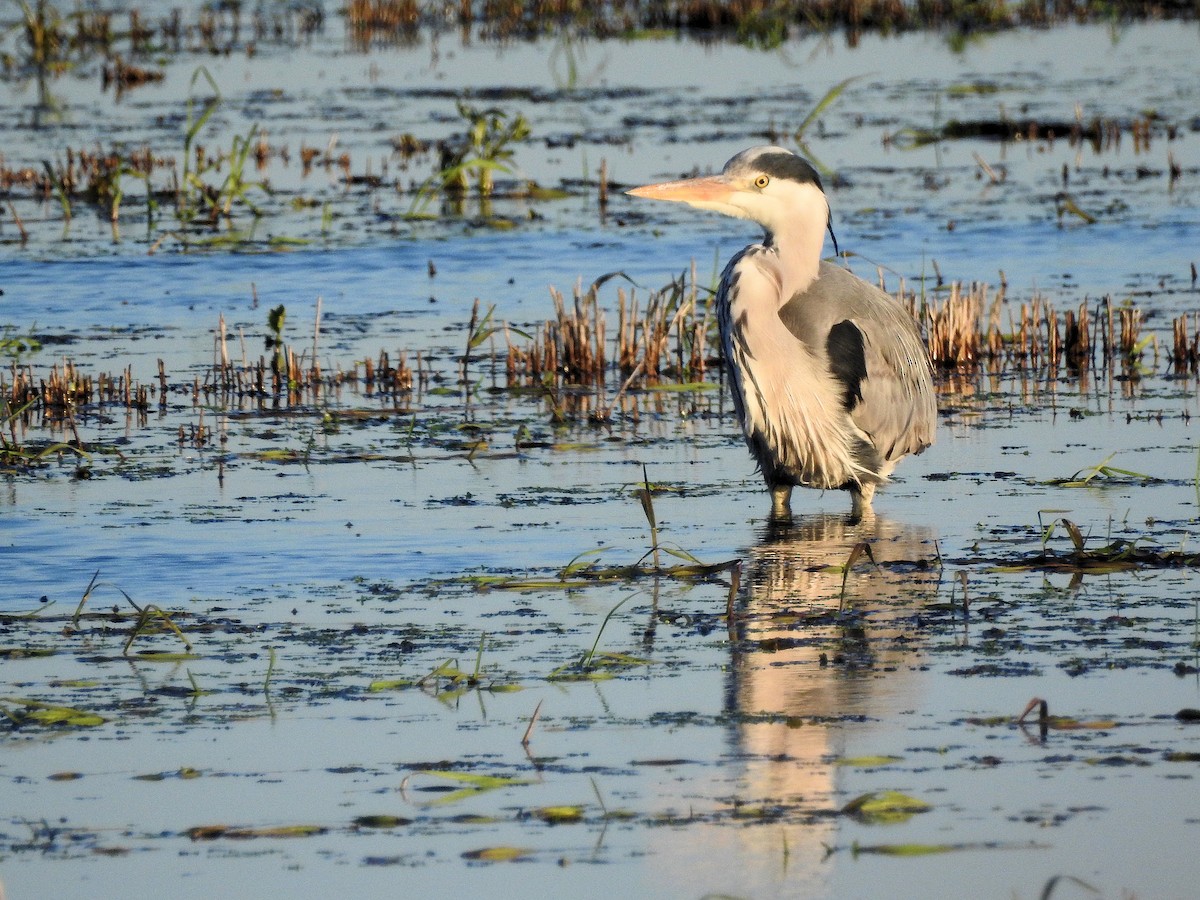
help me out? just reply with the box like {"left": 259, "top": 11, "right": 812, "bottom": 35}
{"left": 3, "top": 15, "right": 1200, "bottom": 900}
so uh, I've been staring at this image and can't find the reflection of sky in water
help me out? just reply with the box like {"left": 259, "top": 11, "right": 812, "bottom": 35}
{"left": 5, "top": 19, "right": 1198, "bottom": 296}
{"left": 4, "top": 18, "right": 1200, "bottom": 900}
{"left": 4, "top": 216, "right": 1199, "bottom": 341}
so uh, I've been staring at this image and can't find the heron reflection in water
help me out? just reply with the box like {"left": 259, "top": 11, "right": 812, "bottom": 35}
{"left": 738, "top": 515, "right": 938, "bottom": 867}
{"left": 646, "top": 514, "right": 940, "bottom": 894}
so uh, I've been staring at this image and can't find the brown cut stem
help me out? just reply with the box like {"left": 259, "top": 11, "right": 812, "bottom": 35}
{"left": 521, "top": 699, "right": 544, "bottom": 746}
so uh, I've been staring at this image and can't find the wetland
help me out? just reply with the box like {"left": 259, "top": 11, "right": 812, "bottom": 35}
{"left": 3, "top": 3, "right": 1200, "bottom": 898}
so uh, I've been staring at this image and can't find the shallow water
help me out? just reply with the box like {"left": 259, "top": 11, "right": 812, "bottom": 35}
{"left": 4, "top": 12, "right": 1200, "bottom": 900}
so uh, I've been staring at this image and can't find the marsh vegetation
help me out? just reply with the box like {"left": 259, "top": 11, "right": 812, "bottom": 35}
{"left": 2, "top": 5, "right": 1200, "bottom": 899}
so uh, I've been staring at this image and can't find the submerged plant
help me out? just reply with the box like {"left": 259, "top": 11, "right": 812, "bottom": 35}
{"left": 0, "top": 696, "right": 105, "bottom": 728}
{"left": 0, "top": 325, "right": 41, "bottom": 359}
{"left": 1051, "top": 453, "right": 1154, "bottom": 488}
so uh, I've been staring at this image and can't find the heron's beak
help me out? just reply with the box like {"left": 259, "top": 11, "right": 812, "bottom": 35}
{"left": 626, "top": 176, "right": 735, "bottom": 206}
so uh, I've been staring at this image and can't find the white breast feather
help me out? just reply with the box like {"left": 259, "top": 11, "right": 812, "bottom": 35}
{"left": 722, "top": 250, "right": 876, "bottom": 490}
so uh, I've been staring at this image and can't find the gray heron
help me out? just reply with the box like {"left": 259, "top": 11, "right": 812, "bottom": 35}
{"left": 628, "top": 146, "right": 935, "bottom": 520}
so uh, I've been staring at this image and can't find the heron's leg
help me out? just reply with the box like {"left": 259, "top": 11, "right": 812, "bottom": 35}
{"left": 769, "top": 484, "right": 793, "bottom": 520}
{"left": 850, "top": 483, "right": 876, "bottom": 521}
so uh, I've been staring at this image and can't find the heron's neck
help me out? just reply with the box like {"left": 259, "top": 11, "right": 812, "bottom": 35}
{"left": 764, "top": 223, "right": 825, "bottom": 303}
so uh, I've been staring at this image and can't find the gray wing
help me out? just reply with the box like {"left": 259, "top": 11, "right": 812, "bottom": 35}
{"left": 778, "top": 261, "right": 935, "bottom": 462}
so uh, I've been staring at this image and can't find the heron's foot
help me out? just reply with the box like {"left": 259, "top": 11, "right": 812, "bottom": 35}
{"left": 769, "top": 484, "right": 793, "bottom": 521}
{"left": 849, "top": 483, "right": 876, "bottom": 523}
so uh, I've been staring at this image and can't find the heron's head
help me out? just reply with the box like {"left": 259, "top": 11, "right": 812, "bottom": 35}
{"left": 627, "top": 146, "right": 837, "bottom": 253}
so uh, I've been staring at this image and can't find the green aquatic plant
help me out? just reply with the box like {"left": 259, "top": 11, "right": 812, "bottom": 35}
{"left": 266, "top": 303, "right": 287, "bottom": 365}
{"left": 122, "top": 604, "right": 193, "bottom": 656}
{"left": 189, "top": 122, "right": 267, "bottom": 227}
{"left": 1056, "top": 192, "right": 1098, "bottom": 225}
{"left": 215, "top": 125, "right": 266, "bottom": 217}
{"left": 461, "top": 846, "right": 533, "bottom": 862}
{"left": 453, "top": 100, "right": 530, "bottom": 197}
{"left": 836, "top": 541, "right": 879, "bottom": 610}
{"left": 463, "top": 472, "right": 739, "bottom": 591}
{"left": 40, "top": 158, "right": 71, "bottom": 222}
{"left": 630, "top": 466, "right": 724, "bottom": 575}
{"left": 371, "top": 632, "right": 519, "bottom": 697}
{"left": 841, "top": 790, "right": 931, "bottom": 824}
{"left": 10, "top": 0, "right": 71, "bottom": 115}
{"left": 836, "top": 839, "right": 1047, "bottom": 858}
{"left": 14, "top": 0, "right": 67, "bottom": 70}
{"left": 734, "top": 4, "right": 788, "bottom": 49}
{"left": 0, "top": 397, "right": 88, "bottom": 469}
{"left": 400, "top": 769, "right": 533, "bottom": 806}
{"left": 1050, "top": 453, "right": 1155, "bottom": 488}
{"left": 410, "top": 101, "right": 530, "bottom": 215}
{"left": 548, "top": 591, "right": 652, "bottom": 681}
{"left": 461, "top": 298, "right": 523, "bottom": 394}
{"left": 175, "top": 66, "right": 267, "bottom": 232}
{"left": 635, "top": 466, "right": 661, "bottom": 567}
{"left": 0, "top": 325, "right": 40, "bottom": 359}
{"left": 0, "top": 696, "right": 105, "bottom": 728}
{"left": 185, "top": 669, "right": 210, "bottom": 697}
{"left": 185, "top": 824, "right": 327, "bottom": 840}
{"left": 178, "top": 66, "right": 221, "bottom": 225}
{"left": 793, "top": 75, "right": 862, "bottom": 165}
{"left": 1000, "top": 515, "right": 1200, "bottom": 575}
{"left": 581, "top": 592, "right": 640, "bottom": 671}
{"left": 263, "top": 647, "right": 277, "bottom": 696}
{"left": 1037, "top": 513, "right": 1085, "bottom": 555}
{"left": 68, "top": 570, "right": 194, "bottom": 656}
{"left": 548, "top": 33, "right": 584, "bottom": 90}
{"left": 1194, "top": 446, "right": 1200, "bottom": 507}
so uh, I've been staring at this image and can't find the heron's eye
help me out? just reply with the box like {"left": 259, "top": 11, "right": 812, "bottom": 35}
{"left": 754, "top": 175, "right": 770, "bottom": 189}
